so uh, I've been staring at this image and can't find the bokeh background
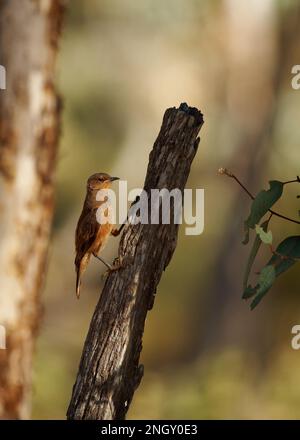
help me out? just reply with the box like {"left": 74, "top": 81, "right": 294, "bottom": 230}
{"left": 32, "top": 0, "right": 300, "bottom": 419}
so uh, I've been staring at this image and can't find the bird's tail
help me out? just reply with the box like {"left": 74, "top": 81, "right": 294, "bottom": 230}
{"left": 75, "top": 253, "right": 90, "bottom": 299}
{"left": 76, "top": 269, "right": 81, "bottom": 299}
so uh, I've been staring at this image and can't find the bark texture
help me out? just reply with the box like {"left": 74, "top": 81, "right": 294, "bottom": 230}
{"left": 0, "top": 0, "right": 64, "bottom": 419}
{"left": 67, "top": 103, "right": 204, "bottom": 420}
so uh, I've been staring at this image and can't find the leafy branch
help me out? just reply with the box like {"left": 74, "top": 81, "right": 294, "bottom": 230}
{"left": 219, "top": 168, "right": 300, "bottom": 309}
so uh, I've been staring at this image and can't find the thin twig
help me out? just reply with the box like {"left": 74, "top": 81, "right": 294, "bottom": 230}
{"left": 218, "top": 168, "right": 300, "bottom": 226}
{"left": 283, "top": 176, "right": 300, "bottom": 185}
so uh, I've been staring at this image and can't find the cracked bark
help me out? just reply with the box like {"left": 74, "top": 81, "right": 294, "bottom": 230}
{"left": 0, "top": 0, "right": 64, "bottom": 419}
{"left": 67, "top": 103, "right": 204, "bottom": 420}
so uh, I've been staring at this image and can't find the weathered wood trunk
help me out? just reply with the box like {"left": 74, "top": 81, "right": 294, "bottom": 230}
{"left": 0, "top": 0, "right": 64, "bottom": 419}
{"left": 67, "top": 103, "right": 204, "bottom": 420}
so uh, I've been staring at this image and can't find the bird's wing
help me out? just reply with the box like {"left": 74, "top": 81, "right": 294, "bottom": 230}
{"left": 75, "top": 208, "right": 100, "bottom": 264}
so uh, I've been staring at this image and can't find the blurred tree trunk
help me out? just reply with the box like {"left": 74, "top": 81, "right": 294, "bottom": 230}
{"left": 0, "top": 1, "right": 64, "bottom": 419}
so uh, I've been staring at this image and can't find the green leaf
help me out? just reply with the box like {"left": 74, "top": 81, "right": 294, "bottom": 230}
{"left": 243, "top": 285, "right": 257, "bottom": 299}
{"left": 267, "top": 235, "right": 300, "bottom": 277}
{"left": 243, "top": 219, "right": 269, "bottom": 290}
{"left": 243, "top": 181, "right": 283, "bottom": 244}
{"left": 249, "top": 236, "right": 300, "bottom": 309}
{"left": 255, "top": 224, "right": 273, "bottom": 244}
{"left": 250, "top": 265, "right": 276, "bottom": 310}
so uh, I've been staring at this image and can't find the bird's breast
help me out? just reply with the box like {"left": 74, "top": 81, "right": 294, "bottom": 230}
{"left": 91, "top": 222, "right": 113, "bottom": 254}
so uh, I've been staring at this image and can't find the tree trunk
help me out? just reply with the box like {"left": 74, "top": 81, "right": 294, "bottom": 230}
{"left": 67, "top": 103, "right": 204, "bottom": 420}
{"left": 0, "top": 0, "right": 64, "bottom": 419}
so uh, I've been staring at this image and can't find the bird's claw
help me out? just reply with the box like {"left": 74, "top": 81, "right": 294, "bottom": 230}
{"left": 101, "top": 257, "right": 125, "bottom": 279}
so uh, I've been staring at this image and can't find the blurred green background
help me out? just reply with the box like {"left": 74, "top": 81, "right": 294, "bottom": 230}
{"left": 32, "top": 0, "right": 300, "bottom": 419}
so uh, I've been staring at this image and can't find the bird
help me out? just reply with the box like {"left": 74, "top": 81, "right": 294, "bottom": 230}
{"left": 75, "top": 172, "right": 121, "bottom": 298}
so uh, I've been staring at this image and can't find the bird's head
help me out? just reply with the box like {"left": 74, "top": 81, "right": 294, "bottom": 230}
{"left": 87, "top": 173, "right": 119, "bottom": 191}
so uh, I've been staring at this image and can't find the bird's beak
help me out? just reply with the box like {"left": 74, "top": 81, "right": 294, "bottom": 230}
{"left": 109, "top": 176, "right": 119, "bottom": 182}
